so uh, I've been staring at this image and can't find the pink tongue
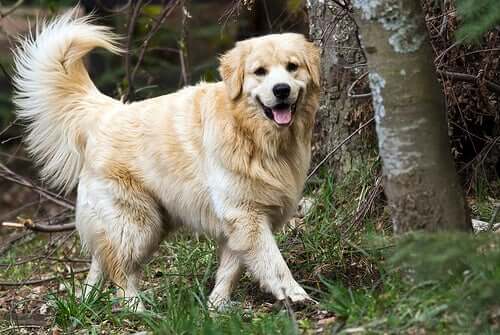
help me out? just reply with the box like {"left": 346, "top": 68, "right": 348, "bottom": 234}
{"left": 272, "top": 107, "right": 292, "bottom": 125}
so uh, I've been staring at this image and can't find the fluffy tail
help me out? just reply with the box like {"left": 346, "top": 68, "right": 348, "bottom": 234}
{"left": 13, "top": 9, "right": 122, "bottom": 192}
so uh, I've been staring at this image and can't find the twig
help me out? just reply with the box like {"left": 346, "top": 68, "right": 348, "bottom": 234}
{"left": 219, "top": 0, "right": 245, "bottom": 30}
{"left": 307, "top": 117, "right": 375, "bottom": 181}
{"left": 0, "top": 0, "right": 24, "bottom": 18}
{"left": 47, "top": 256, "right": 91, "bottom": 264}
{"left": 0, "top": 268, "right": 89, "bottom": 287}
{"left": 178, "top": 0, "right": 191, "bottom": 87}
{"left": 348, "top": 72, "right": 371, "bottom": 99}
{"left": 458, "top": 137, "right": 500, "bottom": 173}
{"left": 434, "top": 40, "right": 462, "bottom": 67}
{"left": 126, "top": 0, "right": 180, "bottom": 101}
{"left": 437, "top": 0, "right": 448, "bottom": 37}
{"left": 261, "top": 0, "right": 273, "bottom": 32}
{"left": 0, "top": 255, "right": 89, "bottom": 268}
{"left": 95, "top": 0, "right": 133, "bottom": 13}
{"left": 0, "top": 255, "right": 42, "bottom": 268}
{"left": 0, "top": 162, "right": 74, "bottom": 209}
{"left": 345, "top": 174, "right": 383, "bottom": 235}
{"left": 123, "top": 0, "right": 145, "bottom": 102}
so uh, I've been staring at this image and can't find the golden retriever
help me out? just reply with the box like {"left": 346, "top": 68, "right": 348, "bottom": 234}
{"left": 12, "top": 10, "right": 319, "bottom": 311}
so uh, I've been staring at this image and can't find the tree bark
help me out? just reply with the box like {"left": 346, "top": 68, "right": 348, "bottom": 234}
{"left": 307, "top": 1, "right": 372, "bottom": 179}
{"left": 352, "top": 0, "right": 470, "bottom": 232}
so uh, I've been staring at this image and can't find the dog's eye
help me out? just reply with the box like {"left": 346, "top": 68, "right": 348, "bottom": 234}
{"left": 286, "top": 62, "right": 298, "bottom": 72}
{"left": 254, "top": 67, "right": 267, "bottom": 76}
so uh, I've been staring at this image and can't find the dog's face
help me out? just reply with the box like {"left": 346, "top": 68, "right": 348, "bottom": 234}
{"left": 219, "top": 33, "right": 320, "bottom": 127}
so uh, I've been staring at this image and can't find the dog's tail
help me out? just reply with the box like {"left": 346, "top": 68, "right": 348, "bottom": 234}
{"left": 12, "top": 9, "right": 122, "bottom": 192}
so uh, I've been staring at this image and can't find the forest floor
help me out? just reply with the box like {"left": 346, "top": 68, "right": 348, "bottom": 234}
{"left": 0, "top": 157, "right": 499, "bottom": 334}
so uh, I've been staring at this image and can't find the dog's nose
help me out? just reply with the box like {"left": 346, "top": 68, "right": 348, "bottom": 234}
{"left": 273, "top": 83, "right": 291, "bottom": 99}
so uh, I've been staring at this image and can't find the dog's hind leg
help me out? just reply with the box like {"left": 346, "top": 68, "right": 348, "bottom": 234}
{"left": 80, "top": 256, "right": 105, "bottom": 299}
{"left": 208, "top": 240, "right": 242, "bottom": 310}
{"left": 78, "top": 175, "right": 163, "bottom": 312}
{"left": 93, "top": 211, "right": 162, "bottom": 312}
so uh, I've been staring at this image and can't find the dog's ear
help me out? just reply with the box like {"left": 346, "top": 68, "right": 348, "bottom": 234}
{"left": 303, "top": 41, "right": 320, "bottom": 89}
{"left": 219, "top": 42, "right": 247, "bottom": 100}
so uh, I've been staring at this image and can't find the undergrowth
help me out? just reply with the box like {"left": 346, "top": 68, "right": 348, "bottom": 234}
{"left": 1, "top": 158, "right": 499, "bottom": 334}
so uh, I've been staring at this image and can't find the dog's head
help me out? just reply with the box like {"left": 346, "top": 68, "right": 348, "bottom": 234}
{"left": 219, "top": 33, "right": 319, "bottom": 128}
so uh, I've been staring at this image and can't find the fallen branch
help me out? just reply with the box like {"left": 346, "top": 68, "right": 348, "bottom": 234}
{"left": 437, "top": 70, "right": 500, "bottom": 94}
{"left": 1, "top": 219, "right": 75, "bottom": 233}
{"left": 0, "top": 268, "right": 89, "bottom": 287}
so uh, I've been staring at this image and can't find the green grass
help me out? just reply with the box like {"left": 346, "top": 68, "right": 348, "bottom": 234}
{"left": 2, "top": 159, "right": 500, "bottom": 334}
{"left": 315, "top": 231, "right": 500, "bottom": 334}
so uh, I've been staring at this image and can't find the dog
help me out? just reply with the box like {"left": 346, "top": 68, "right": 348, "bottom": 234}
{"left": 12, "top": 10, "right": 320, "bottom": 311}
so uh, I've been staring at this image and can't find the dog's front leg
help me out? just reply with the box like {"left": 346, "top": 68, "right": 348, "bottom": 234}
{"left": 226, "top": 214, "right": 310, "bottom": 302}
{"left": 208, "top": 241, "right": 242, "bottom": 309}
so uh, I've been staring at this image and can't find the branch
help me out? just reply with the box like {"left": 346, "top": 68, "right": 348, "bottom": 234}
{"left": 124, "top": 0, "right": 180, "bottom": 101}
{"left": 437, "top": 70, "right": 500, "bottom": 94}
{"left": 1, "top": 220, "right": 75, "bottom": 233}
{"left": 130, "top": 0, "right": 180, "bottom": 93}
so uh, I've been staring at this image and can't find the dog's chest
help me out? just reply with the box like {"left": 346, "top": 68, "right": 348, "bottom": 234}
{"left": 206, "top": 155, "right": 303, "bottom": 217}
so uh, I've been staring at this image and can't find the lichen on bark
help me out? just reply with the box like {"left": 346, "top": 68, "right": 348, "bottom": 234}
{"left": 353, "top": 0, "right": 426, "bottom": 53}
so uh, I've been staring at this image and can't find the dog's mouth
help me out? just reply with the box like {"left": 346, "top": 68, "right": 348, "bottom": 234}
{"left": 257, "top": 98, "right": 297, "bottom": 127}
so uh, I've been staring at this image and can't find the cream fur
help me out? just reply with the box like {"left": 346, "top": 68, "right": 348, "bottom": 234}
{"left": 13, "top": 9, "right": 320, "bottom": 311}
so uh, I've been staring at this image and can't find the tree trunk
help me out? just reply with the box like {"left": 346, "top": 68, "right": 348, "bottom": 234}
{"left": 307, "top": 1, "right": 372, "bottom": 179}
{"left": 352, "top": 0, "right": 470, "bottom": 232}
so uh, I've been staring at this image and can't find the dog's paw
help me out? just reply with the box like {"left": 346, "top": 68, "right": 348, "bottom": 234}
{"left": 279, "top": 284, "right": 312, "bottom": 303}
{"left": 125, "top": 297, "right": 146, "bottom": 313}
{"left": 273, "top": 287, "right": 318, "bottom": 312}
{"left": 208, "top": 293, "right": 234, "bottom": 312}
{"left": 208, "top": 296, "right": 239, "bottom": 312}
